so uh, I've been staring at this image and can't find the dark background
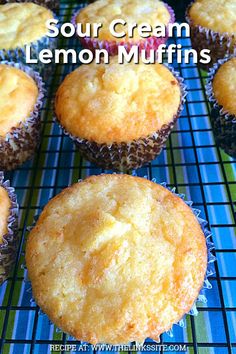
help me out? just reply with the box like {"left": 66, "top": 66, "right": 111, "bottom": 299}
{"left": 164, "top": 0, "right": 192, "bottom": 21}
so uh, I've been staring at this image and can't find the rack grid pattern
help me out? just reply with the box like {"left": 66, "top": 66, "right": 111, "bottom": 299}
{"left": 0, "top": 1, "right": 236, "bottom": 354}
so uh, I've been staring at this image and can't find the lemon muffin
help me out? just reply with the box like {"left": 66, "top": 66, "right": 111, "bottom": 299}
{"left": 26, "top": 174, "right": 208, "bottom": 344}
{"left": 0, "top": 171, "right": 18, "bottom": 284}
{"left": 0, "top": 0, "right": 59, "bottom": 12}
{"left": 186, "top": 0, "right": 236, "bottom": 69}
{"left": 55, "top": 58, "right": 186, "bottom": 170}
{"left": 206, "top": 56, "right": 236, "bottom": 157}
{"left": 0, "top": 62, "right": 44, "bottom": 170}
{"left": 73, "top": 0, "right": 175, "bottom": 55}
{"left": 0, "top": 3, "right": 55, "bottom": 73}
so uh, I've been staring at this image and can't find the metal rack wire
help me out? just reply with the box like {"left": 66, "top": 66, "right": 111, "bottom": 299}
{"left": 0, "top": 1, "right": 235, "bottom": 353}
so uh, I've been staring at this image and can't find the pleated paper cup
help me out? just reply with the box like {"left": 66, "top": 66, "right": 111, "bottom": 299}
{"left": 0, "top": 172, "right": 18, "bottom": 285}
{"left": 0, "top": 61, "right": 45, "bottom": 171}
{"left": 57, "top": 65, "right": 187, "bottom": 172}
{"left": 0, "top": 12, "right": 58, "bottom": 79}
{"left": 186, "top": 3, "right": 236, "bottom": 71}
{"left": 24, "top": 177, "right": 215, "bottom": 340}
{"left": 72, "top": 3, "right": 175, "bottom": 56}
{"left": 206, "top": 55, "right": 236, "bottom": 158}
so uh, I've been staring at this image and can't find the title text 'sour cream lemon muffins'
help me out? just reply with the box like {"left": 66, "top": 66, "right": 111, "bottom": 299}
{"left": 26, "top": 174, "right": 208, "bottom": 344}
{"left": 0, "top": 0, "right": 59, "bottom": 12}
{"left": 206, "top": 56, "right": 236, "bottom": 157}
{"left": 186, "top": 0, "right": 236, "bottom": 69}
{"left": 0, "top": 3, "right": 56, "bottom": 74}
{"left": 73, "top": 0, "right": 175, "bottom": 55}
{"left": 0, "top": 62, "right": 44, "bottom": 170}
{"left": 55, "top": 58, "right": 186, "bottom": 171}
{"left": 0, "top": 171, "right": 18, "bottom": 284}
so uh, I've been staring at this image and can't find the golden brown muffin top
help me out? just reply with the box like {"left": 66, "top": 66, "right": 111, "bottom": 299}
{"left": 26, "top": 174, "right": 207, "bottom": 344}
{"left": 55, "top": 59, "right": 181, "bottom": 144}
{"left": 0, "top": 65, "right": 38, "bottom": 138}
{"left": 0, "top": 3, "right": 53, "bottom": 50}
{"left": 189, "top": 0, "right": 236, "bottom": 35}
{"left": 213, "top": 57, "right": 236, "bottom": 115}
{"left": 76, "top": 0, "right": 171, "bottom": 42}
{"left": 0, "top": 186, "right": 10, "bottom": 244}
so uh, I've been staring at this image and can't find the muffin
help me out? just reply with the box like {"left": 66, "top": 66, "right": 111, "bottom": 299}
{"left": 0, "top": 62, "right": 44, "bottom": 170}
{"left": 0, "top": 3, "right": 56, "bottom": 75}
{"left": 0, "top": 0, "right": 59, "bottom": 12}
{"left": 0, "top": 171, "right": 18, "bottom": 284}
{"left": 186, "top": 0, "right": 236, "bottom": 69}
{"left": 73, "top": 0, "right": 175, "bottom": 55}
{"left": 55, "top": 58, "right": 186, "bottom": 171}
{"left": 26, "top": 174, "right": 208, "bottom": 344}
{"left": 206, "top": 56, "right": 236, "bottom": 157}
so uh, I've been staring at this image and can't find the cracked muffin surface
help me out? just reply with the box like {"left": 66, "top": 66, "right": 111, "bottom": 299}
{"left": 0, "top": 2, "right": 53, "bottom": 50}
{"left": 55, "top": 59, "right": 181, "bottom": 144}
{"left": 0, "top": 64, "right": 38, "bottom": 137}
{"left": 26, "top": 174, "right": 207, "bottom": 344}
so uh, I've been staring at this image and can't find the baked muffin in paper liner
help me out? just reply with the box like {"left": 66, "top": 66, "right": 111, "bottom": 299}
{"left": 0, "top": 61, "right": 45, "bottom": 171}
{"left": 0, "top": 171, "right": 18, "bottom": 285}
{"left": 0, "top": 5, "right": 58, "bottom": 79}
{"left": 23, "top": 177, "right": 215, "bottom": 343}
{"left": 186, "top": 2, "right": 236, "bottom": 71}
{"left": 0, "top": 0, "right": 59, "bottom": 12}
{"left": 71, "top": 3, "right": 175, "bottom": 56}
{"left": 205, "top": 55, "right": 236, "bottom": 158}
{"left": 56, "top": 65, "right": 187, "bottom": 172}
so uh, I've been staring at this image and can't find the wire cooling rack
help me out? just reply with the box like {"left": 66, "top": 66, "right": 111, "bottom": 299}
{"left": 0, "top": 1, "right": 236, "bottom": 353}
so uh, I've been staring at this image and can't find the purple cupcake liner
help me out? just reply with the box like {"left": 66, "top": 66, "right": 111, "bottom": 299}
{"left": 56, "top": 64, "right": 187, "bottom": 171}
{"left": 0, "top": 61, "right": 45, "bottom": 171}
{"left": 205, "top": 55, "right": 236, "bottom": 158}
{"left": 0, "top": 171, "right": 18, "bottom": 284}
{"left": 71, "top": 3, "right": 175, "bottom": 56}
{"left": 23, "top": 177, "right": 215, "bottom": 341}
{"left": 186, "top": 2, "right": 236, "bottom": 70}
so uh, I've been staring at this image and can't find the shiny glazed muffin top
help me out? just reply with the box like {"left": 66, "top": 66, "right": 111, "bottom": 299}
{"left": 0, "top": 3, "right": 53, "bottom": 50}
{"left": 76, "top": 0, "right": 171, "bottom": 42}
{"left": 55, "top": 59, "right": 181, "bottom": 144}
{"left": 26, "top": 174, "right": 207, "bottom": 344}
{"left": 0, "top": 65, "right": 38, "bottom": 137}
{"left": 189, "top": 0, "right": 236, "bottom": 35}
{"left": 213, "top": 57, "right": 236, "bottom": 115}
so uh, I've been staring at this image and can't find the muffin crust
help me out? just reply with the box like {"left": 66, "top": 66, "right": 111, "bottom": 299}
{"left": 26, "top": 174, "right": 207, "bottom": 344}
{"left": 213, "top": 57, "right": 236, "bottom": 115}
{"left": 55, "top": 59, "right": 181, "bottom": 144}
{"left": 76, "top": 0, "right": 171, "bottom": 42}
{"left": 0, "top": 186, "right": 10, "bottom": 243}
{"left": 189, "top": 0, "right": 236, "bottom": 35}
{"left": 0, "top": 3, "right": 53, "bottom": 50}
{"left": 0, "top": 64, "right": 38, "bottom": 137}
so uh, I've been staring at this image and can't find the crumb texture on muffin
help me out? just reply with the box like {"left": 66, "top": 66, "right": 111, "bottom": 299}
{"left": 0, "top": 3, "right": 53, "bottom": 50}
{"left": 189, "top": 0, "right": 236, "bottom": 35}
{"left": 26, "top": 174, "right": 207, "bottom": 344}
{"left": 55, "top": 59, "right": 181, "bottom": 143}
{"left": 76, "top": 0, "right": 171, "bottom": 41}
{"left": 0, "top": 64, "right": 38, "bottom": 137}
{"left": 212, "top": 57, "right": 236, "bottom": 115}
{"left": 0, "top": 186, "right": 10, "bottom": 243}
